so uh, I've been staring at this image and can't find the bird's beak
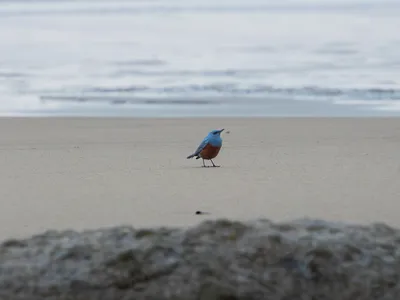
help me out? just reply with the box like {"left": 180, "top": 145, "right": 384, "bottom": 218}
{"left": 219, "top": 128, "right": 225, "bottom": 133}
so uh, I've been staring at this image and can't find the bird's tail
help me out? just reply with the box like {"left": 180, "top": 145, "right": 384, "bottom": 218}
{"left": 187, "top": 153, "right": 195, "bottom": 159}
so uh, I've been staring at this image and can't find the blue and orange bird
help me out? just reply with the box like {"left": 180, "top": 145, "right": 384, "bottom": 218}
{"left": 187, "top": 129, "right": 224, "bottom": 167}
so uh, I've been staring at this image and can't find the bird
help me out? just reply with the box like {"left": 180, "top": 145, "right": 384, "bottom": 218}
{"left": 187, "top": 129, "right": 224, "bottom": 167}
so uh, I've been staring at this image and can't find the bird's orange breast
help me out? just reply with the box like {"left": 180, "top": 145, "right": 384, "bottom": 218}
{"left": 200, "top": 143, "right": 221, "bottom": 159}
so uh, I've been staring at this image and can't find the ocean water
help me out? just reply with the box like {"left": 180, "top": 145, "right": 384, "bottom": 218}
{"left": 0, "top": 0, "right": 400, "bottom": 117}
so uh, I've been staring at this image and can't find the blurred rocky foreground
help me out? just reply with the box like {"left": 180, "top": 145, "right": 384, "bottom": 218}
{"left": 1, "top": 219, "right": 400, "bottom": 300}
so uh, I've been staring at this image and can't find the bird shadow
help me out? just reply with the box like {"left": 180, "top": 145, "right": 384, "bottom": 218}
{"left": 177, "top": 166, "right": 219, "bottom": 169}
{"left": 177, "top": 165, "right": 238, "bottom": 170}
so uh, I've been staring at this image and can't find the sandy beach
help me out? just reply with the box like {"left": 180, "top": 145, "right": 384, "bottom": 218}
{"left": 0, "top": 117, "right": 399, "bottom": 240}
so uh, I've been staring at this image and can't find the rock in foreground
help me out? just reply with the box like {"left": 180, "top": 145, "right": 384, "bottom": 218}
{"left": 1, "top": 219, "right": 400, "bottom": 300}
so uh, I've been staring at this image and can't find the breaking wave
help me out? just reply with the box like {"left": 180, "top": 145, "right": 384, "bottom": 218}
{"left": 40, "top": 85, "right": 400, "bottom": 105}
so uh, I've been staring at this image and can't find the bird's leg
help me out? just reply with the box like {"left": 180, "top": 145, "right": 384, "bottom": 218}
{"left": 210, "top": 159, "right": 220, "bottom": 167}
{"left": 202, "top": 159, "right": 207, "bottom": 167}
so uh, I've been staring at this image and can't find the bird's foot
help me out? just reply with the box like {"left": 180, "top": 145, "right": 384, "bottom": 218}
{"left": 210, "top": 160, "right": 220, "bottom": 167}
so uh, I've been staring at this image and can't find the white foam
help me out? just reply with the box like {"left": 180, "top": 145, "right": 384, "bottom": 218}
{"left": 373, "top": 103, "right": 400, "bottom": 111}
{"left": 332, "top": 100, "right": 399, "bottom": 106}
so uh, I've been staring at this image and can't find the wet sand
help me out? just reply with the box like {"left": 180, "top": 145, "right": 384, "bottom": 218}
{"left": 0, "top": 117, "right": 399, "bottom": 240}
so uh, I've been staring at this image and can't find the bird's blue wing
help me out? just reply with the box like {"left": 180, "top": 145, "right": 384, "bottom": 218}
{"left": 193, "top": 137, "right": 209, "bottom": 156}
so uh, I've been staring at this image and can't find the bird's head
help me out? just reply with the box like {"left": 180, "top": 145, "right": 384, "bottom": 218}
{"left": 209, "top": 129, "right": 224, "bottom": 137}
